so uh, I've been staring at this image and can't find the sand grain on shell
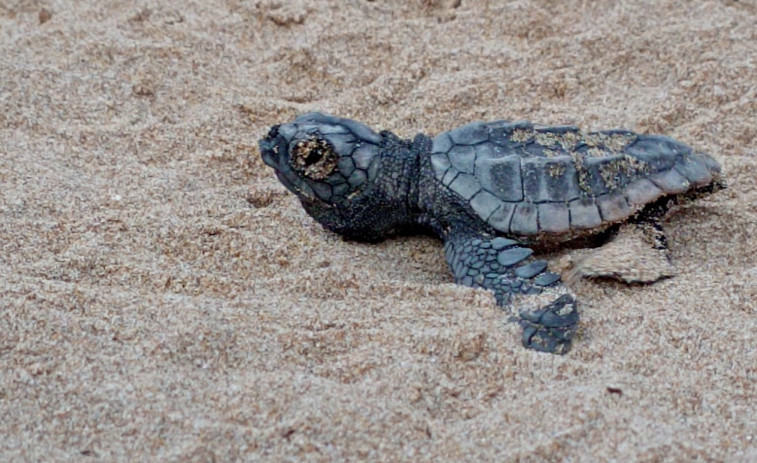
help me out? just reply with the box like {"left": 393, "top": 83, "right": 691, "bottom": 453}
{"left": 1, "top": 0, "right": 755, "bottom": 461}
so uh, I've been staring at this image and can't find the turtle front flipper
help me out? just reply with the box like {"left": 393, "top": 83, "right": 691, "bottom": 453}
{"left": 443, "top": 224, "right": 579, "bottom": 354}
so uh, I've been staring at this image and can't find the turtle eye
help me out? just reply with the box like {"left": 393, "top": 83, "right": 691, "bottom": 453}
{"left": 290, "top": 134, "right": 338, "bottom": 180}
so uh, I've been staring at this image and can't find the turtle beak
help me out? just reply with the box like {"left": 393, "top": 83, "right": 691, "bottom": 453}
{"left": 258, "top": 124, "right": 322, "bottom": 204}
{"left": 259, "top": 124, "right": 281, "bottom": 168}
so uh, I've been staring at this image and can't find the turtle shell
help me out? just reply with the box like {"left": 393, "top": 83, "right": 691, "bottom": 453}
{"left": 429, "top": 120, "right": 722, "bottom": 236}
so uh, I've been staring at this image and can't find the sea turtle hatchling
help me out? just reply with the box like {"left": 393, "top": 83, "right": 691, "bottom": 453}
{"left": 258, "top": 113, "right": 724, "bottom": 354}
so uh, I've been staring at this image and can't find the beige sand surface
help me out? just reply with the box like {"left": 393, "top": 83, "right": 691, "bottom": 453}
{"left": 1, "top": 0, "right": 755, "bottom": 461}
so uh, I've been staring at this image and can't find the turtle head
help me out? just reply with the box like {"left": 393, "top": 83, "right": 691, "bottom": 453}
{"left": 259, "top": 112, "right": 382, "bottom": 207}
{"left": 259, "top": 112, "right": 395, "bottom": 239}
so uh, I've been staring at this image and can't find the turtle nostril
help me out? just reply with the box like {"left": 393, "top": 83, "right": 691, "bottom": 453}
{"left": 265, "top": 124, "right": 280, "bottom": 141}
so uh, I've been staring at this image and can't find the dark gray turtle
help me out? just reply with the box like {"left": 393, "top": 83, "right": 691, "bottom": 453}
{"left": 258, "top": 112, "right": 724, "bottom": 354}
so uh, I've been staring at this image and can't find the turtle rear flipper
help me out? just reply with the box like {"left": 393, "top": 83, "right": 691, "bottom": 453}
{"left": 443, "top": 224, "right": 579, "bottom": 354}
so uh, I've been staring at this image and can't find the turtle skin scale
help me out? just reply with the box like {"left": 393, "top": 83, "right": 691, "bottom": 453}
{"left": 258, "top": 112, "right": 724, "bottom": 354}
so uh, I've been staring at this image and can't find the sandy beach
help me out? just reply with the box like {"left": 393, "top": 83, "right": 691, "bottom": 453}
{"left": 1, "top": 0, "right": 755, "bottom": 460}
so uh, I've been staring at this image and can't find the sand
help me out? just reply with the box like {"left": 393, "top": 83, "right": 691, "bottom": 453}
{"left": 1, "top": 0, "right": 755, "bottom": 461}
